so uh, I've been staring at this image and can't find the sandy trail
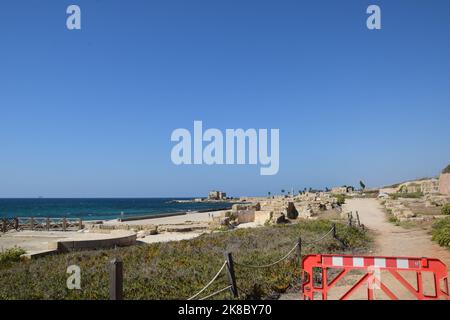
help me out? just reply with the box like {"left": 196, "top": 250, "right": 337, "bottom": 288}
{"left": 344, "top": 198, "right": 450, "bottom": 267}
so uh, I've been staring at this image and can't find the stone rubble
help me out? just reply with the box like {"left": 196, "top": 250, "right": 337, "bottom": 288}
{"left": 209, "top": 192, "right": 341, "bottom": 228}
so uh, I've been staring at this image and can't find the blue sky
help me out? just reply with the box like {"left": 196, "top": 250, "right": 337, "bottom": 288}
{"left": 1, "top": 0, "right": 449, "bottom": 197}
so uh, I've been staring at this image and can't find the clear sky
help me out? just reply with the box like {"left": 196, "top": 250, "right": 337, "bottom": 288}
{"left": 1, "top": 0, "right": 449, "bottom": 198}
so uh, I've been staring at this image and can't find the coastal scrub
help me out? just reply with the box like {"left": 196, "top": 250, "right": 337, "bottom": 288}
{"left": 0, "top": 219, "right": 370, "bottom": 300}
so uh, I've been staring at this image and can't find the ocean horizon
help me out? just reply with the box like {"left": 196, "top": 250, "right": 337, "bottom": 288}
{"left": 0, "top": 198, "right": 233, "bottom": 221}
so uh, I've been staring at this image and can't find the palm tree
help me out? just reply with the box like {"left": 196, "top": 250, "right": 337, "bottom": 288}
{"left": 359, "top": 180, "right": 366, "bottom": 190}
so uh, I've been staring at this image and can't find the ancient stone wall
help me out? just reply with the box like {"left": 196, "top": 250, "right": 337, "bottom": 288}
{"left": 439, "top": 173, "right": 450, "bottom": 195}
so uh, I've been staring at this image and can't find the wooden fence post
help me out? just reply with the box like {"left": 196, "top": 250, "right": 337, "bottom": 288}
{"left": 46, "top": 218, "right": 50, "bottom": 231}
{"left": 78, "top": 218, "right": 83, "bottom": 230}
{"left": 13, "top": 218, "right": 19, "bottom": 230}
{"left": 109, "top": 258, "right": 123, "bottom": 300}
{"left": 224, "top": 252, "right": 238, "bottom": 298}
{"left": 356, "top": 211, "right": 361, "bottom": 227}
{"left": 62, "top": 218, "right": 67, "bottom": 231}
{"left": 1, "top": 219, "right": 6, "bottom": 233}
{"left": 30, "top": 217, "right": 35, "bottom": 230}
{"left": 332, "top": 223, "right": 346, "bottom": 249}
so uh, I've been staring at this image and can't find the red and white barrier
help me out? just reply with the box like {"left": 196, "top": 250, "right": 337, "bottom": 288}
{"left": 302, "top": 254, "right": 450, "bottom": 300}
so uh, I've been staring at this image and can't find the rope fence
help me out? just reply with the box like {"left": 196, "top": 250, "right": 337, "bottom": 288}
{"left": 187, "top": 260, "right": 228, "bottom": 300}
{"left": 233, "top": 242, "right": 299, "bottom": 269}
{"left": 185, "top": 224, "right": 339, "bottom": 299}
{"left": 107, "top": 222, "right": 364, "bottom": 300}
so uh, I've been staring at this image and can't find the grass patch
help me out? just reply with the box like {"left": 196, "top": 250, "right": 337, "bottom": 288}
{"left": 390, "top": 192, "right": 423, "bottom": 200}
{"left": 0, "top": 220, "right": 369, "bottom": 300}
{"left": 0, "top": 247, "right": 26, "bottom": 266}
{"left": 387, "top": 216, "right": 400, "bottom": 225}
{"left": 432, "top": 217, "right": 450, "bottom": 247}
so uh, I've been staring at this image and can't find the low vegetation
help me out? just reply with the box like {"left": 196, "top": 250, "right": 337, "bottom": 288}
{"left": 387, "top": 215, "right": 400, "bottom": 225}
{"left": 390, "top": 192, "right": 423, "bottom": 200}
{"left": 0, "top": 220, "right": 370, "bottom": 300}
{"left": 442, "top": 164, "right": 450, "bottom": 174}
{"left": 333, "top": 194, "right": 346, "bottom": 205}
{"left": 442, "top": 204, "right": 450, "bottom": 216}
{"left": 0, "top": 247, "right": 26, "bottom": 266}
{"left": 432, "top": 217, "right": 450, "bottom": 247}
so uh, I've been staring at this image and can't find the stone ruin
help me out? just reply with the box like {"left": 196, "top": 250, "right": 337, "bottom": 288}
{"left": 424, "top": 194, "right": 450, "bottom": 207}
{"left": 383, "top": 199, "right": 416, "bottom": 219}
{"left": 381, "top": 194, "right": 450, "bottom": 222}
{"left": 210, "top": 192, "right": 341, "bottom": 228}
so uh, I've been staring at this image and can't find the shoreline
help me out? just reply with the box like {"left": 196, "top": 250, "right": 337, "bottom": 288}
{"left": 0, "top": 205, "right": 234, "bottom": 223}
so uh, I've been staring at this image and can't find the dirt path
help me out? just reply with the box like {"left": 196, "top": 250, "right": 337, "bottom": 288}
{"left": 343, "top": 198, "right": 450, "bottom": 267}
{"left": 281, "top": 198, "right": 450, "bottom": 300}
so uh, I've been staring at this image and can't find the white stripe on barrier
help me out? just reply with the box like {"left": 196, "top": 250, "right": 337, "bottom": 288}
{"left": 332, "top": 256, "right": 343, "bottom": 267}
{"left": 374, "top": 258, "right": 386, "bottom": 268}
{"left": 396, "top": 259, "right": 409, "bottom": 269}
{"left": 353, "top": 257, "right": 364, "bottom": 267}
{"left": 324, "top": 256, "right": 417, "bottom": 269}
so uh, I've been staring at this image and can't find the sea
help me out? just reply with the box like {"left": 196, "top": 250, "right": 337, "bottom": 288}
{"left": 0, "top": 198, "right": 232, "bottom": 221}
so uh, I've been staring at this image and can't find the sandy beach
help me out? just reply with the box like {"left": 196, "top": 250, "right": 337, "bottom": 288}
{"left": 102, "top": 209, "right": 225, "bottom": 226}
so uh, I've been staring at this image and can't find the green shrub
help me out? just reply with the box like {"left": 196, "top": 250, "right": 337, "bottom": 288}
{"left": 0, "top": 247, "right": 26, "bottom": 265}
{"left": 442, "top": 165, "right": 450, "bottom": 174}
{"left": 432, "top": 217, "right": 450, "bottom": 247}
{"left": 442, "top": 204, "right": 450, "bottom": 216}
{"left": 388, "top": 216, "right": 399, "bottom": 225}
{"left": 334, "top": 194, "right": 346, "bottom": 206}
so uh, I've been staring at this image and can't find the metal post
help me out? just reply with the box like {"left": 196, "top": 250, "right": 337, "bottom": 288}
{"left": 224, "top": 252, "right": 238, "bottom": 298}
{"left": 109, "top": 258, "right": 123, "bottom": 300}
{"left": 298, "top": 236, "right": 303, "bottom": 297}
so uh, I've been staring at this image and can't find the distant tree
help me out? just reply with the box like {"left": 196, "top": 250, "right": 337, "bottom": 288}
{"left": 268, "top": 192, "right": 271, "bottom": 198}
{"left": 325, "top": 187, "right": 330, "bottom": 192}
{"left": 359, "top": 180, "right": 366, "bottom": 190}
{"left": 309, "top": 187, "right": 312, "bottom": 193}
{"left": 442, "top": 165, "right": 450, "bottom": 174}
{"left": 281, "top": 189, "right": 285, "bottom": 195}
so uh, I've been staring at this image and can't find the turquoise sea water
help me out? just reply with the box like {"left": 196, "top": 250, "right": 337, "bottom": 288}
{"left": 0, "top": 198, "right": 232, "bottom": 221}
